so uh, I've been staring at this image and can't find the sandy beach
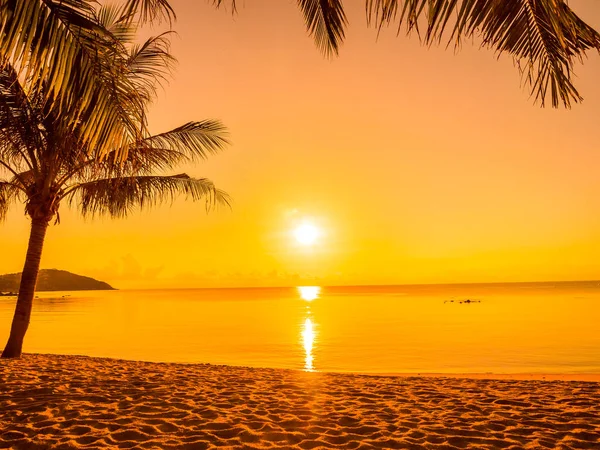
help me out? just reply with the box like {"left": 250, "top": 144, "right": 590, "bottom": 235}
{"left": 0, "top": 355, "right": 598, "bottom": 449}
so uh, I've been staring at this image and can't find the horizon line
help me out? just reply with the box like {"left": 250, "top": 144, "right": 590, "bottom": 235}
{"left": 114, "top": 279, "right": 600, "bottom": 291}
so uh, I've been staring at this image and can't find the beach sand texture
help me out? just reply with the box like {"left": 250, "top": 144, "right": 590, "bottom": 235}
{"left": 1, "top": 355, "right": 599, "bottom": 449}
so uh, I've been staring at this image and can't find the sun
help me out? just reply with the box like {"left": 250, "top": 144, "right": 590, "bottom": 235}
{"left": 294, "top": 222, "right": 320, "bottom": 246}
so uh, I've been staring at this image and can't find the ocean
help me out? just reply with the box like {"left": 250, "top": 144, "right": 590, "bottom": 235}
{"left": 1, "top": 283, "right": 599, "bottom": 374}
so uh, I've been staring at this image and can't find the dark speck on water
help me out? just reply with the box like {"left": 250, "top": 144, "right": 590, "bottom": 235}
{"left": 445, "top": 299, "right": 482, "bottom": 304}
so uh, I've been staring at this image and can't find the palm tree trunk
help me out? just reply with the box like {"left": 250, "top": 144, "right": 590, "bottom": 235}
{"left": 1, "top": 218, "right": 49, "bottom": 358}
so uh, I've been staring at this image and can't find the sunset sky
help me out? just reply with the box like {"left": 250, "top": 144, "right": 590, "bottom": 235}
{"left": 1, "top": 0, "right": 600, "bottom": 289}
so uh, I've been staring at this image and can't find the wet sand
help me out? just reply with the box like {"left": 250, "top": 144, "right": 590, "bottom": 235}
{"left": 1, "top": 354, "right": 599, "bottom": 449}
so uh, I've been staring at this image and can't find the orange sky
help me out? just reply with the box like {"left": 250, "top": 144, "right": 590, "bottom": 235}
{"left": 1, "top": 1, "right": 600, "bottom": 288}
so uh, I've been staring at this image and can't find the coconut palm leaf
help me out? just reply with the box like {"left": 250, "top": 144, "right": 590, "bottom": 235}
{"left": 9, "top": 170, "right": 36, "bottom": 191}
{"left": 215, "top": 0, "right": 599, "bottom": 106}
{"left": 0, "top": 181, "right": 11, "bottom": 222}
{"left": 66, "top": 174, "right": 230, "bottom": 219}
{"left": 126, "top": 32, "right": 177, "bottom": 101}
{"left": 138, "top": 121, "right": 229, "bottom": 161}
{"left": 0, "top": 180, "right": 23, "bottom": 222}
{"left": 1, "top": 1, "right": 111, "bottom": 147}
{"left": 76, "top": 120, "right": 230, "bottom": 181}
{"left": 0, "top": 0, "right": 177, "bottom": 158}
{"left": 0, "top": 63, "right": 43, "bottom": 175}
{"left": 365, "top": 0, "right": 600, "bottom": 108}
{"left": 296, "top": 0, "right": 347, "bottom": 58}
{"left": 213, "top": 0, "right": 347, "bottom": 57}
{"left": 96, "top": 4, "right": 137, "bottom": 44}
{"left": 120, "top": 0, "right": 175, "bottom": 24}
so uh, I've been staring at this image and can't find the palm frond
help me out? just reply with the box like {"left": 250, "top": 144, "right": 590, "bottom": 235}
{"left": 0, "top": 181, "right": 11, "bottom": 222}
{"left": 84, "top": 120, "right": 229, "bottom": 179}
{"left": 2, "top": 1, "right": 101, "bottom": 137}
{"left": 0, "top": 60, "right": 43, "bottom": 174}
{"left": 120, "top": 0, "right": 175, "bottom": 24}
{"left": 297, "top": 0, "right": 347, "bottom": 57}
{"left": 66, "top": 174, "right": 230, "bottom": 219}
{"left": 8, "top": 169, "right": 35, "bottom": 192}
{"left": 138, "top": 120, "right": 229, "bottom": 162}
{"left": 127, "top": 32, "right": 177, "bottom": 99}
{"left": 0, "top": 0, "right": 167, "bottom": 158}
{"left": 96, "top": 4, "right": 137, "bottom": 44}
{"left": 211, "top": 0, "right": 238, "bottom": 14}
{"left": 0, "top": 179, "right": 22, "bottom": 222}
{"left": 365, "top": 0, "right": 600, "bottom": 108}
{"left": 212, "top": 0, "right": 347, "bottom": 57}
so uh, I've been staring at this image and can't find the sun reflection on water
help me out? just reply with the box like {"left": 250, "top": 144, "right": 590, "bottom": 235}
{"left": 298, "top": 286, "right": 320, "bottom": 371}
{"left": 302, "top": 318, "right": 315, "bottom": 371}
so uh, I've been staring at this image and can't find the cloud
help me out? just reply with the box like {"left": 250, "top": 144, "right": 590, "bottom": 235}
{"left": 89, "top": 254, "right": 164, "bottom": 285}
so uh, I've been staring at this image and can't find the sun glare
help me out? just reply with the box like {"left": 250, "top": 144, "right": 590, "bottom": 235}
{"left": 294, "top": 222, "right": 320, "bottom": 246}
{"left": 298, "top": 286, "right": 320, "bottom": 301}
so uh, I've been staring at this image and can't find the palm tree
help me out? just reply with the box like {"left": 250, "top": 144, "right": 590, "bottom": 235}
{"left": 0, "top": 7, "right": 229, "bottom": 358}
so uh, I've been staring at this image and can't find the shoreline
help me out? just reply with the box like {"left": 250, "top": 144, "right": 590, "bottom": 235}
{"left": 14, "top": 352, "right": 600, "bottom": 382}
{"left": 361, "top": 372, "right": 600, "bottom": 382}
{"left": 1, "top": 354, "right": 599, "bottom": 449}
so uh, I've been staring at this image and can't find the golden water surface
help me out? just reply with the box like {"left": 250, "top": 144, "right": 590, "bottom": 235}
{"left": 0, "top": 283, "right": 599, "bottom": 373}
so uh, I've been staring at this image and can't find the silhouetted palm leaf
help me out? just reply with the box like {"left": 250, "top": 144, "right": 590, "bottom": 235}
{"left": 214, "top": 0, "right": 600, "bottom": 107}
{"left": 365, "top": 0, "right": 600, "bottom": 107}
{"left": 139, "top": 121, "right": 229, "bottom": 161}
{"left": 0, "top": 0, "right": 176, "bottom": 158}
{"left": 66, "top": 175, "right": 230, "bottom": 219}
{"left": 0, "top": 181, "right": 10, "bottom": 221}
{"left": 121, "top": 0, "right": 175, "bottom": 24}
{"left": 104, "top": 121, "right": 230, "bottom": 176}
{"left": 0, "top": 62, "right": 44, "bottom": 177}
{"left": 0, "top": 170, "right": 29, "bottom": 220}
{"left": 0, "top": 180, "right": 22, "bottom": 221}
{"left": 126, "top": 32, "right": 177, "bottom": 102}
{"left": 296, "top": 0, "right": 347, "bottom": 57}
{"left": 213, "top": 0, "right": 347, "bottom": 57}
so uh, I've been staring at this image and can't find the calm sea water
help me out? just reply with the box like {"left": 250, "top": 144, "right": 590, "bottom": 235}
{"left": 1, "top": 283, "right": 599, "bottom": 374}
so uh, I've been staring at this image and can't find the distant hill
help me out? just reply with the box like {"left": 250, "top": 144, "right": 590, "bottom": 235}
{"left": 0, "top": 269, "right": 115, "bottom": 292}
